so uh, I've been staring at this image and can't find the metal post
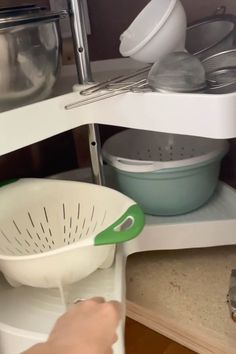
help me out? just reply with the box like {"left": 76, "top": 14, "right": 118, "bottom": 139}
{"left": 67, "top": 0, "right": 105, "bottom": 185}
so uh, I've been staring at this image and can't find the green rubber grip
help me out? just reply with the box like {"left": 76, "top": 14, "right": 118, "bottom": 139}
{"left": 95, "top": 204, "right": 145, "bottom": 246}
{"left": 0, "top": 179, "right": 19, "bottom": 188}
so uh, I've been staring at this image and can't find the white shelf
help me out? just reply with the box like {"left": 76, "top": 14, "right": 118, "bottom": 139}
{"left": 123, "top": 182, "right": 236, "bottom": 256}
{"left": 51, "top": 167, "right": 236, "bottom": 251}
{"left": 0, "top": 249, "right": 126, "bottom": 354}
{"left": 1, "top": 59, "right": 236, "bottom": 155}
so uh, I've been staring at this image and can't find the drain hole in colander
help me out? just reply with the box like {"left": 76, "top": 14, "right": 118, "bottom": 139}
{"left": 77, "top": 203, "right": 80, "bottom": 220}
{"left": 13, "top": 220, "right": 21, "bottom": 234}
{"left": 44, "top": 207, "right": 49, "bottom": 223}
{"left": 28, "top": 212, "right": 35, "bottom": 227}
{"left": 63, "top": 204, "right": 66, "bottom": 220}
{"left": 0, "top": 229, "right": 10, "bottom": 243}
{"left": 91, "top": 206, "right": 95, "bottom": 221}
{"left": 82, "top": 218, "right": 86, "bottom": 230}
{"left": 40, "top": 223, "right": 45, "bottom": 233}
{"left": 15, "top": 237, "right": 22, "bottom": 246}
{"left": 101, "top": 210, "right": 107, "bottom": 226}
{"left": 24, "top": 239, "right": 30, "bottom": 247}
{"left": 26, "top": 229, "right": 33, "bottom": 239}
{"left": 93, "top": 221, "right": 98, "bottom": 232}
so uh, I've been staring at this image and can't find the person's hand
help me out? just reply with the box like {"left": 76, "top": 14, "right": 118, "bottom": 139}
{"left": 23, "top": 297, "right": 122, "bottom": 354}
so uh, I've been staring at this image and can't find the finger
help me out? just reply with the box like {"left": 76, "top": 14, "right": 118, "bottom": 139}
{"left": 112, "top": 333, "right": 118, "bottom": 344}
{"left": 89, "top": 296, "right": 105, "bottom": 304}
{"left": 73, "top": 296, "right": 105, "bottom": 305}
{"left": 73, "top": 298, "right": 85, "bottom": 304}
{"left": 107, "top": 300, "right": 122, "bottom": 320}
{"left": 105, "top": 349, "right": 113, "bottom": 354}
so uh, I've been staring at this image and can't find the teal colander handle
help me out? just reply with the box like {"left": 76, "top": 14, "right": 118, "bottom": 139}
{"left": 95, "top": 204, "right": 145, "bottom": 246}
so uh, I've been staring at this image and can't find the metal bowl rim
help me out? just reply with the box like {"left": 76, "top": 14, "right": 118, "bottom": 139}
{"left": 0, "top": 10, "right": 67, "bottom": 29}
{"left": 202, "top": 48, "right": 236, "bottom": 63}
{"left": 187, "top": 14, "right": 236, "bottom": 56}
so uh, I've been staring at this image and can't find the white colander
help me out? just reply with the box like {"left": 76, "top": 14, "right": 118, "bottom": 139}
{"left": 0, "top": 179, "right": 144, "bottom": 288}
{"left": 102, "top": 129, "right": 228, "bottom": 173}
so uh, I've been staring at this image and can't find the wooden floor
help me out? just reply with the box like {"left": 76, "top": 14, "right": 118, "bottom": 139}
{"left": 125, "top": 318, "right": 196, "bottom": 354}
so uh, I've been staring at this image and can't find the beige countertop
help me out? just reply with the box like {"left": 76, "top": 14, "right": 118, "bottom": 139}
{"left": 126, "top": 246, "right": 236, "bottom": 354}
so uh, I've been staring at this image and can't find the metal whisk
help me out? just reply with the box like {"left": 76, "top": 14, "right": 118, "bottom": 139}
{"left": 65, "top": 66, "right": 151, "bottom": 110}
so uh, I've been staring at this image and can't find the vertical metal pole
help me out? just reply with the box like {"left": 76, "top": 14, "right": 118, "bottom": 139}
{"left": 67, "top": 0, "right": 105, "bottom": 185}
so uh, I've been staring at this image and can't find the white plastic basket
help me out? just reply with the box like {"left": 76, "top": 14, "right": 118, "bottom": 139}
{"left": 0, "top": 179, "right": 144, "bottom": 288}
{"left": 102, "top": 129, "right": 229, "bottom": 173}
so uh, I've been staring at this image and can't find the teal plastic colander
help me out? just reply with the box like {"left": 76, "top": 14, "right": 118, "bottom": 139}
{"left": 103, "top": 129, "right": 229, "bottom": 215}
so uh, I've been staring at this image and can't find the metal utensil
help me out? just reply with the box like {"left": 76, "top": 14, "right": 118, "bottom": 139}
{"left": 79, "top": 67, "right": 150, "bottom": 95}
{"left": 65, "top": 66, "right": 150, "bottom": 110}
{"left": 65, "top": 49, "right": 236, "bottom": 111}
{"left": 186, "top": 12, "right": 236, "bottom": 60}
{"left": 148, "top": 51, "right": 207, "bottom": 93}
{"left": 202, "top": 49, "right": 236, "bottom": 94}
{"left": 207, "top": 67, "right": 236, "bottom": 87}
{"left": 65, "top": 51, "right": 209, "bottom": 110}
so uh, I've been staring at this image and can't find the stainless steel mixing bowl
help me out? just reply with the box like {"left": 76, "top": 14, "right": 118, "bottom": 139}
{"left": 0, "top": 11, "right": 64, "bottom": 112}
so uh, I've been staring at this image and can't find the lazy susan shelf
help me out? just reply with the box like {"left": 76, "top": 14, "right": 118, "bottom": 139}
{"left": 51, "top": 168, "right": 236, "bottom": 252}
{"left": 123, "top": 182, "right": 236, "bottom": 255}
{"left": 1, "top": 89, "right": 236, "bottom": 156}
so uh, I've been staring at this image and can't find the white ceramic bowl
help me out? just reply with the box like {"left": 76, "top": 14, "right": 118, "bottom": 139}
{"left": 119, "top": 0, "right": 187, "bottom": 63}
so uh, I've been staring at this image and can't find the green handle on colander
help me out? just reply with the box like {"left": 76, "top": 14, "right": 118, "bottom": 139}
{"left": 95, "top": 204, "right": 145, "bottom": 246}
{"left": 0, "top": 179, "right": 19, "bottom": 188}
